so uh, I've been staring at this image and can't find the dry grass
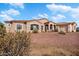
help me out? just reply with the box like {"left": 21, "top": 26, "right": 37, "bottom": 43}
{"left": 30, "top": 32, "right": 79, "bottom": 56}
{"left": 0, "top": 32, "right": 79, "bottom": 56}
{"left": 30, "top": 44, "right": 79, "bottom": 56}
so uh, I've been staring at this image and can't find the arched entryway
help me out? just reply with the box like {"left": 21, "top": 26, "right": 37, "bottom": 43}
{"left": 54, "top": 25, "right": 58, "bottom": 32}
{"left": 50, "top": 24, "right": 53, "bottom": 31}
{"left": 30, "top": 24, "right": 39, "bottom": 31}
{"left": 45, "top": 25, "right": 49, "bottom": 32}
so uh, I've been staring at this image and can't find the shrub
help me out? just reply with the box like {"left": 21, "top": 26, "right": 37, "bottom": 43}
{"left": 0, "top": 32, "right": 31, "bottom": 56}
{"left": 58, "top": 31, "right": 66, "bottom": 35}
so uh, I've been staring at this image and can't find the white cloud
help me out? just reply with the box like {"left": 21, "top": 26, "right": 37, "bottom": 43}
{"left": 72, "top": 14, "right": 79, "bottom": 19}
{"left": 0, "top": 8, "right": 20, "bottom": 21}
{"left": 38, "top": 13, "right": 48, "bottom": 18}
{"left": 71, "top": 7, "right": 79, "bottom": 13}
{"left": 52, "top": 14, "right": 66, "bottom": 22}
{"left": 46, "top": 4, "right": 72, "bottom": 12}
{"left": 1, "top": 9, "right": 20, "bottom": 16}
{"left": 46, "top": 3, "right": 79, "bottom": 26}
{"left": 46, "top": 4, "right": 79, "bottom": 15}
{"left": 32, "top": 13, "right": 48, "bottom": 19}
{"left": 52, "top": 14, "right": 66, "bottom": 19}
{"left": 71, "top": 7, "right": 79, "bottom": 19}
{"left": 9, "top": 3, "right": 24, "bottom": 9}
{"left": 0, "top": 14, "right": 14, "bottom": 21}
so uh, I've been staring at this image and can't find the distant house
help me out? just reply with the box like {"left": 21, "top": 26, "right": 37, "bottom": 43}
{"left": 4, "top": 18, "right": 77, "bottom": 33}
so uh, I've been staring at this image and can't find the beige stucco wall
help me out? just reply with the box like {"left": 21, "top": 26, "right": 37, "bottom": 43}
{"left": 72, "top": 23, "right": 76, "bottom": 32}
{"left": 68, "top": 24, "right": 72, "bottom": 32}
{"left": 57, "top": 23, "right": 76, "bottom": 33}
{"left": 68, "top": 24, "right": 76, "bottom": 32}
{"left": 5, "top": 22, "right": 27, "bottom": 33}
{"left": 48, "top": 22, "right": 55, "bottom": 31}
{"left": 58, "top": 25, "right": 72, "bottom": 33}
{"left": 57, "top": 26, "right": 66, "bottom": 32}
{"left": 26, "top": 21, "right": 44, "bottom": 33}
{"left": 38, "top": 19, "right": 48, "bottom": 24}
{"left": 5, "top": 20, "right": 77, "bottom": 33}
{"left": 5, "top": 21, "right": 45, "bottom": 33}
{"left": 5, "top": 23, "right": 16, "bottom": 33}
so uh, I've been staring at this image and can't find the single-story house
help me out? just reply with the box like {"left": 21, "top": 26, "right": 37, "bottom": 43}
{"left": 4, "top": 18, "right": 77, "bottom": 33}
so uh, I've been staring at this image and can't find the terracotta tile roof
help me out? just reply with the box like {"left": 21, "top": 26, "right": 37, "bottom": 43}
{"left": 4, "top": 18, "right": 48, "bottom": 24}
{"left": 33, "top": 18, "right": 48, "bottom": 21}
{"left": 56, "top": 22, "right": 76, "bottom": 26}
{"left": 44, "top": 21, "right": 56, "bottom": 25}
{"left": 5, "top": 20, "right": 30, "bottom": 23}
{"left": 5, "top": 18, "right": 76, "bottom": 26}
{"left": 5, "top": 20, "right": 43, "bottom": 24}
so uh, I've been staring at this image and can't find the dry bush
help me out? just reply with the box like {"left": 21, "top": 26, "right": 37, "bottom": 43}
{"left": 58, "top": 31, "right": 66, "bottom": 35}
{"left": 0, "top": 32, "right": 31, "bottom": 56}
{"left": 32, "top": 28, "right": 38, "bottom": 33}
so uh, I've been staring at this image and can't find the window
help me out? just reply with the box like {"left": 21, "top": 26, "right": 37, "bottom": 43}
{"left": 17, "top": 24, "right": 22, "bottom": 30}
{"left": 31, "top": 24, "right": 39, "bottom": 30}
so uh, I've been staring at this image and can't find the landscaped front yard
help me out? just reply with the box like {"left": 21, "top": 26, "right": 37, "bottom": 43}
{"left": 30, "top": 32, "right": 79, "bottom": 56}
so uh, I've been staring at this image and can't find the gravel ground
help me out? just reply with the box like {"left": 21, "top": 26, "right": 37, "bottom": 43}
{"left": 31, "top": 32, "right": 79, "bottom": 48}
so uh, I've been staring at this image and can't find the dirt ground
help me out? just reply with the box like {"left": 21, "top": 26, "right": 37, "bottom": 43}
{"left": 30, "top": 32, "right": 79, "bottom": 56}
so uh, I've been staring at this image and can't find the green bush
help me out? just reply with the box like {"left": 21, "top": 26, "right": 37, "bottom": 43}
{"left": 0, "top": 32, "right": 31, "bottom": 56}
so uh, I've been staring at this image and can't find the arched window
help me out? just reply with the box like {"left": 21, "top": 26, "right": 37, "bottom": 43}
{"left": 30, "top": 24, "right": 39, "bottom": 30}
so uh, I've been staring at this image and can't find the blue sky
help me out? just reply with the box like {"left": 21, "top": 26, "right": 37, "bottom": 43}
{"left": 0, "top": 3, "right": 79, "bottom": 27}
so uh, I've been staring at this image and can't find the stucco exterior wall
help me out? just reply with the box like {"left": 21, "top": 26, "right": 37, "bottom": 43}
{"left": 48, "top": 22, "right": 55, "bottom": 31}
{"left": 26, "top": 21, "right": 44, "bottom": 33}
{"left": 57, "top": 26, "right": 67, "bottom": 32}
{"left": 38, "top": 19, "right": 48, "bottom": 24}
{"left": 5, "top": 22, "right": 27, "bottom": 33}
{"left": 72, "top": 23, "right": 76, "bottom": 32}
{"left": 5, "top": 23, "right": 16, "bottom": 33}
{"left": 57, "top": 23, "right": 76, "bottom": 33}
{"left": 5, "top": 19, "right": 77, "bottom": 33}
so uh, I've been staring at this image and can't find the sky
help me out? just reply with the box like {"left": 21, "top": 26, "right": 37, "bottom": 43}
{"left": 0, "top": 3, "right": 79, "bottom": 27}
